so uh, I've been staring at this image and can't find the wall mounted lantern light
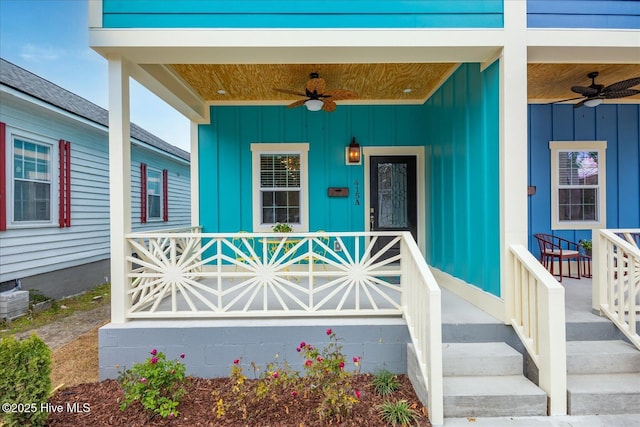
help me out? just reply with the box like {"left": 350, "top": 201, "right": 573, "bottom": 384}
{"left": 346, "top": 137, "right": 361, "bottom": 165}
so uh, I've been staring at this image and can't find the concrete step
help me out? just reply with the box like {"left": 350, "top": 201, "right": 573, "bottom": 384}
{"left": 567, "top": 372, "right": 640, "bottom": 415}
{"left": 444, "top": 375, "right": 548, "bottom": 417}
{"left": 443, "top": 342, "right": 523, "bottom": 376}
{"left": 566, "top": 340, "right": 640, "bottom": 375}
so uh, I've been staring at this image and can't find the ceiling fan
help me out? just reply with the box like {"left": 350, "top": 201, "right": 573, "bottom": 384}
{"left": 554, "top": 71, "right": 640, "bottom": 108}
{"left": 274, "top": 72, "right": 358, "bottom": 112}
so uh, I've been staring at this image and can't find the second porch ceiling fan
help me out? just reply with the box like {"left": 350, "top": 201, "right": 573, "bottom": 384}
{"left": 274, "top": 72, "right": 358, "bottom": 112}
{"left": 553, "top": 71, "right": 640, "bottom": 108}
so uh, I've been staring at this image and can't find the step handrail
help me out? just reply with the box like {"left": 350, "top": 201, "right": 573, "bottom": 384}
{"left": 594, "top": 229, "right": 640, "bottom": 349}
{"left": 508, "top": 244, "right": 567, "bottom": 415}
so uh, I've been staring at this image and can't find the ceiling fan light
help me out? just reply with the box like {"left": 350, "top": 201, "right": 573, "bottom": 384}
{"left": 305, "top": 99, "right": 324, "bottom": 111}
{"left": 584, "top": 98, "right": 603, "bottom": 107}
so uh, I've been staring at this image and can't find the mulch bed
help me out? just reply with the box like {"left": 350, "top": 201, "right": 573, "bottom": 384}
{"left": 47, "top": 374, "right": 431, "bottom": 426}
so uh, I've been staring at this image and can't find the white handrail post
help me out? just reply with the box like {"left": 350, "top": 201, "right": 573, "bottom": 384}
{"left": 539, "top": 285, "right": 567, "bottom": 415}
{"left": 592, "top": 229, "right": 607, "bottom": 314}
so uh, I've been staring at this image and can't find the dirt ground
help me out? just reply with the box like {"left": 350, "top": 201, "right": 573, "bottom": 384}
{"left": 16, "top": 304, "right": 110, "bottom": 389}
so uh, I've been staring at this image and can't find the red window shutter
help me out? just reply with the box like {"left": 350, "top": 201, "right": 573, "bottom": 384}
{"left": 0, "top": 122, "right": 6, "bottom": 231}
{"left": 58, "top": 140, "right": 71, "bottom": 227}
{"left": 162, "top": 169, "right": 168, "bottom": 222}
{"left": 140, "top": 163, "right": 147, "bottom": 223}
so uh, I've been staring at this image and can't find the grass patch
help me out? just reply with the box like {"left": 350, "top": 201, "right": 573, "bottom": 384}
{"left": 0, "top": 283, "right": 110, "bottom": 339}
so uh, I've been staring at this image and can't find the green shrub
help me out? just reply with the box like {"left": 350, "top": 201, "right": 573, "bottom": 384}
{"left": 0, "top": 335, "right": 52, "bottom": 427}
{"left": 118, "top": 349, "right": 187, "bottom": 418}
{"left": 372, "top": 369, "right": 401, "bottom": 396}
{"left": 378, "top": 399, "right": 419, "bottom": 427}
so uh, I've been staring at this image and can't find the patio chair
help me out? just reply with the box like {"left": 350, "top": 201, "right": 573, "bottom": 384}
{"left": 534, "top": 233, "right": 581, "bottom": 282}
{"left": 231, "top": 232, "right": 258, "bottom": 279}
{"left": 308, "top": 231, "right": 331, "bottom": 283}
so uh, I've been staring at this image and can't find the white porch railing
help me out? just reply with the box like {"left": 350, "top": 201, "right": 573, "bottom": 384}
{"left": 401, "top": 235, "right": 443, "bottom": 426}
{"left": 508, "top": 244, "right": 567, "bottom": 415}
{"left": 594, "top": 229, "right": 640, "bottom": 349}
{"left": 123, "top": 229, "right": 443, "bottom": 424}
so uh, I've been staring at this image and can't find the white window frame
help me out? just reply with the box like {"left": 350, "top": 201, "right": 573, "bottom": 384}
{"left": 550, "top": 141, "right": 607, "bottom": 230}
{"left": 5, "top": 127, "right": 58, "bottom": 228}
{"left": 251, "top": 143, "right": 309, "bottom": 232}
{"left": 146, "top": 167, "right": 163, "bottom": 221}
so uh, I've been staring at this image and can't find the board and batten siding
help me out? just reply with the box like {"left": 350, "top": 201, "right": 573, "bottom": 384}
{"left": 423, "top": 62, "right": 501, "bottom": 297}
{"left": 0, "top": 91, "right": 191, "bottom": 283}
{"left": 199, "top": 103, "right": 428, "bottom": 235}
{"left": 101, "top": 0, "right": 504, "bottom": 28}
{"left": 198, "top": 62, "right": 501, "bottom": 297}
{"left": 528, "top": 0, "right": 640, "bottom": 29}
{"left": 528, "top": 104, "right": 640, "bottom": 255}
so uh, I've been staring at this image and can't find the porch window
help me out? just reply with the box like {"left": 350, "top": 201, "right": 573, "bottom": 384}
{"left": 550, "top": 141, "right": 606, "bottom": 230}
{"left": 147, "top": 169, "right": 162, "bottom": 220}
{"left": 251, "top": 143, "right": 309, "bottom": 232}
{"left": 12, "top": 135, "right": 54, "bottom": 223}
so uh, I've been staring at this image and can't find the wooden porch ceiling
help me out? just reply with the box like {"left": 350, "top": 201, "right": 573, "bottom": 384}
{"left": 170, "top": 62, "right": 640, "bottom": 105}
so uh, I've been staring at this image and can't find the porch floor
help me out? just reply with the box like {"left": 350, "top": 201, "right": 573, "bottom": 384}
{"left": 442, "top": 277, "right": 607, "bottom": 325}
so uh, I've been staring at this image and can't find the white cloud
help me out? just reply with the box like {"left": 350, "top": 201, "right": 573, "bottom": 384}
{"left": 19, "top": 43, "right": 67, "bottom": 62}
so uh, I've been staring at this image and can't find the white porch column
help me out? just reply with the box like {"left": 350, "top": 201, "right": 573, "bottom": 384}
{"left": 108, "top": 56, "right": 132, "bottom": 324}
{"left": 501, "top": 2, "right": 529, "bottom": 322}
{"left": 190, "top": 121, "right": 199, "bottom": 227}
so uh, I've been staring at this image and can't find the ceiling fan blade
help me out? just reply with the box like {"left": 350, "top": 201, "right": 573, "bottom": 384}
{"left": 324, "top": 89, "right": 358, "bottom": 101}
{"left": 571, "top": 86, "right": 599, "bottom": 96}
{"left": 306, "top": 77, "right": 326, "bottom": 95}
{"left": 573, "top": 99, "right": 589, "bottom": 109}
{"left": 602, "top": 77, "right": 640, "bottom": 93}
{"left": 274, "top": 88, "right": 307, "bottom": 97}
{"left": 548, "top": 96, "right": 584, "bottom": 105}
{"left": 602, "top": 88, "right": 640, "bottom": 99}
{"left": 287, "top": 99, "right": 306, "bottom": 109}
{"left": 322, "top": 99, "right": 337, "bottom": 112}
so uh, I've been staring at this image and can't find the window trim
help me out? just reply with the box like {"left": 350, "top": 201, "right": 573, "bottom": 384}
{"left": 5, "top": 127, "right": 58, "bottom": 228}
{"left": 145, "top": 167, "right": 164, "bottom": 222}
{"left": 549, "top": 140, "right": 607, "bottom": 230}
{"left": 251, "top": 143, "right": 309, "bottom": 232}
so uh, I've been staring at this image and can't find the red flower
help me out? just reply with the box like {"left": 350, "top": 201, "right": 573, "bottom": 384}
{"left": 355, "top": 390, "right": 361, "bottom": 399}
{"left": 233, "top": 359, "right": 240, "bottom": 365}
{"left": 291, "top": 390, "right": 298, "bottom": 398}
{"left": 296, "top": 347, "right": 301, "bottom": 352}
{"left": 317, "top": 356, "right": 324, "bottom": 362}
{"left": 273, "top": 372, "right": 279, "bottom": 379}
{"left": 150, "top": 356, "right": 158, "bottom": 364}
{"left": 326, "top": 328, "right": 332, "bottom": 335}
{"left": 339, "top": 361, "right": 345, "bottom": 369}
{"left": 305, "top": 360, "right": 313, "bottom": 367}
{"left": 353, "top": 357, "right": 358, "bottom": 363}
{"left": 180, "top": 353, "right": 185, "bottom": 359}
{"left": 299, "top": 341, "right": 306, "bottom": 348}
{"left": 150, "top": 348, "right": 158, "bottom": 356}
{"left": 140, "top": 377, "right": 147, "bottom": 384}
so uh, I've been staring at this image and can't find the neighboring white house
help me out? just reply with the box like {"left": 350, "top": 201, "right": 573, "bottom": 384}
{"left": 0, "top": 58, "right": 191, "bottom": 299}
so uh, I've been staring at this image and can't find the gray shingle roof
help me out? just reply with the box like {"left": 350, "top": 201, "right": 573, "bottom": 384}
{"left": 0, "top": 58, "right": 190, "bottom": 162}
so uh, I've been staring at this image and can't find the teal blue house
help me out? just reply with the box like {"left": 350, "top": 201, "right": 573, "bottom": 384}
{"left": 90, "top": 1, "right": 640, "bottom": 424}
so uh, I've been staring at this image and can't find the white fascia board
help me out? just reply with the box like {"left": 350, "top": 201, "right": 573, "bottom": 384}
{"left": 89, "top": 28, "right": 505, "bottom": 63}
{"left": 528, "top": 29, "right": 640, "bottom": 63}
{"left": 88, "top": 0, "right": 102, "bottom": 28}
{"left": 1, "top": 85, "right": 188, "bottom": 165}
{"left": 1, "top": 85, "right": 108, "bottom": 133}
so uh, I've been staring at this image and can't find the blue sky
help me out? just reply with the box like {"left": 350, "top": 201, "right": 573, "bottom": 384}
{"left": 0, "top": 0, "right": 191, "bottom": 152}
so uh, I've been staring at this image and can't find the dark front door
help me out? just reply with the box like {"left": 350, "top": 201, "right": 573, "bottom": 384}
{"left": 369, "top": 155, "right": 418, "bottom": 258}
